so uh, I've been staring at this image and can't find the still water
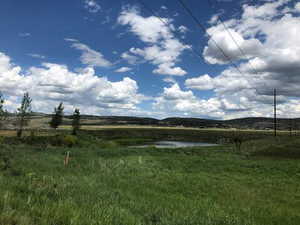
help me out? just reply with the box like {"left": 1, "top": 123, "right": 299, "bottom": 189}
{"left": 134, "top": 141, "right": 218, "bottom": 148}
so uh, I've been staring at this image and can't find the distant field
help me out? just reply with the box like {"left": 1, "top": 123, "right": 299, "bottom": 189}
{"left": 1, "top": 125, "right": 296, "bottom": 143}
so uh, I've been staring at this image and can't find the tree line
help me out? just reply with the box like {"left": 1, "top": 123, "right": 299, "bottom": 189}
{"left": 0, "top": 92, "right": 81, "bottom": 137}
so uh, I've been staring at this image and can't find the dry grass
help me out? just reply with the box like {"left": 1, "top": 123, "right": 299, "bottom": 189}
{"left": 0, "top": 130, "right": 16, "bottom": 137}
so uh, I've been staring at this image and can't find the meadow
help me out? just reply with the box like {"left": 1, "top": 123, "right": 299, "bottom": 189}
{"left": 0, "top": 128, "right": 300, "bottom": 225}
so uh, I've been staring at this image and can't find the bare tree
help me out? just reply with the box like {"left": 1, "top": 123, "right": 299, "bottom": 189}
{"left": 16, "top": 92, "right": 32, "bottom": 138}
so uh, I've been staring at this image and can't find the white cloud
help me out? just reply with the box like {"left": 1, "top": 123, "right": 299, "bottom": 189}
{"left": 163, "top": 76, "right": 176, "bottom": 84}
{"left": 179, "top": 0, "right": 300, "bottom": 119}
{"left": 118, "top": 7, "right": 189, "bottom": 76}
{"left": 64, "top": 38, "right": 79, "bottom": 42}
{"left": 178, "top": 25, "right": 188, "bottom": 33}
{"left": 0, "top": 52, "right": 145, "bottom": 115}
{"left": 121, "top": 50, "right": 139, "bottom": 65}
{"left": 201, "top": 0, "right": 300, "bottom": 95}
{"left": 115, "top": 67, "right": 132, "bottom": 73}
{"left": 185, "top": 74, "right": 215, "bottom": 90}
{"left": 84, "top": 0, "right": 101, "bottom": 13}
{"left": 153, "top": 63, "right": 186, "bottom": 76}
{"left": 208, "top": 14, "right": 219, "bottom": 25}
{"left": 19, "top": 33, "right": 31, "bottom": 37}
{"left": 203, "top": 28, "right": 263, "bottom": 64}
{"left": 296, "top": 3, "right": 300, "bottom": 12}
{"left": 118, "top": 7, "right": 173, "bottom": 43}
{"left": 27, "top": 54, "right": 46, "bottom": 59}
{"left": 154, "top": 83, "right": 224, "bottom": 118}
{"left": 69, "top": 41, "right": 112, "bottom": 68}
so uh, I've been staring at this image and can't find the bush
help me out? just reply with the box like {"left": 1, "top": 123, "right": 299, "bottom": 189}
{"left": 62, "top": 135, "right": 78, "bottom": 147}
{"left": 0, "top": 144, "right": 12, "bottom": 171}
{"left": 99, "top": 140, "right": 119, "bottom": 149}
{"left": 230, "top": 131, "right": 245, "bottom": 153}
{"left": 25, "top": 129, "right": 38, "bottom": 145}
{"left": 251, "top": 137, "right": 300, "bottom": 158}
{"left": 0, "top": 136, "right": 4, "bottom": 145}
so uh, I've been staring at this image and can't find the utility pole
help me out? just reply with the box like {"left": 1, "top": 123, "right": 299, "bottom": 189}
{"left": 274, "top": 88, "right": 277, "bottom": 137}
{"left": 289, "top": 118, "right": 293, "bottom": 137}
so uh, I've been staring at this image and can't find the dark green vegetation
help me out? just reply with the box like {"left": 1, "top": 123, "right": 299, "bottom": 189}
{"left": 61, "top": 115, "right": 300, "bottom": 130}
{"left": 50, "top": 102, "right": 64, "bottom": 130}
{"left": 16, "top": 92, "right": 32, "bottom": 138}
{"left": 1, "top": 129, "right": 300, "bottom": 225}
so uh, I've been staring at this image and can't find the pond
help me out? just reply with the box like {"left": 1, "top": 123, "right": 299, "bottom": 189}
{"left": 132, "top": 141, "right": 219, "bottom": 148}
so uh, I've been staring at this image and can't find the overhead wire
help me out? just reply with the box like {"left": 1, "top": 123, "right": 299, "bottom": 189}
{"left": 136, "top": 0, "right": 208, "bottom": 63}
{"left": 206, "top": 0, "right": 260, "bottom": 76}
{"left": 176, "top": 0, "right": 247, "bottom": 77}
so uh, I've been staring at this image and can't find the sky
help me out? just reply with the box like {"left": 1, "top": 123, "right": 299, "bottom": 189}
{"left": 0, "top": 0, "right": 300, "bottom": 119}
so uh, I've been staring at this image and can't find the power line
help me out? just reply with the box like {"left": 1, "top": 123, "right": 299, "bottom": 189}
{"left": 206, "top": 0, "right": 260, "bottom": 75}
{"left": 136, "top": 0, "right": 208, "bottom": 63}
{"left": 176, "top": 0, "right": 246, "bottom": 77}
{"left": 136, "top": 0, "right": 263, "bottom": 80}
{"left": 136, "top": 0, "right": 264, "bottom": 82}
{"left": 206, "top": 0, "right": 280, "bottom": 103}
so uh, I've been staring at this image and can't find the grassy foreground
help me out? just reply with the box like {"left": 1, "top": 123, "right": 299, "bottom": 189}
{"left": 0, "top": 131, "right": 300, "bottom": 225}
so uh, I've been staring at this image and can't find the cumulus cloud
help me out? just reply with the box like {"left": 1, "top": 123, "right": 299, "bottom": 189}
{"left": 0, "top": 52, "right": 145, "bottom": 115}
{"left": 84, "top": 0, "right": 101, "bottom": 13}
{"left": 118, "top": 7, "right": 189, "bottom": 76}
{"left": 202, "top": 0, "right": 300, "bottom": 96}
{"left": 153, "top": 63, "right": 186, "bottom": 76}
{"left": 203, "top": 29, "right": 263, "bottom": 64}
{"left": 115, "top": 67, "right": 132, "bottom": 73}
{"left": 154, "top": 83, "right": 224, "bottom": 118}
{"left": 67, "top": 40, "right": 112, "bottom": 68}
{"left": 185, "top": 74, "right": 215, "bottom": 90}
{"left": 178, "top": 0, "right": 300, "bottom": 119}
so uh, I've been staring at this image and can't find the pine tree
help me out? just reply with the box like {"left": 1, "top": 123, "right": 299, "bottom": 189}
{"left": 72, "top": 108, "right": 80, "bottom": 135}
{"left": 0, "top": 93, "right": 8, "bottom": 129}
{"left": 0, "top": 93, "right": 4, "bottom": 114}
{"left": 50, "top": 102, "right": 64, "bottom": 130}
{"left": 17, "top": 92, "right": 32, "bottom": 138}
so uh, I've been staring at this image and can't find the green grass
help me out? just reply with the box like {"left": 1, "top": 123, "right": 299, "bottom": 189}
{"left": 0, "top": 131, "right": 300, "bottom": 225}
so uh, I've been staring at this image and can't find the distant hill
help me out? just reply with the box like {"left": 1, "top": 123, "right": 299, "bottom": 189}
{"left": 3, "top": 113, "right": 299, "bottom": 130}
{"left": 45, "top": 114, "right": 300, "bottom": 130}
{"left": 161, "top": 117, "right": 300, "bottom": 130}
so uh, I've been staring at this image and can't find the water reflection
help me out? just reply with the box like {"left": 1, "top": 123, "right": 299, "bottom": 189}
{"left": 133, "top": 141, "right": 218, "bottom": 148}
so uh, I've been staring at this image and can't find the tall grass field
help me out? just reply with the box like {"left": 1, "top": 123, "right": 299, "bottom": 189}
{"left": 0, "top": 129, "right": 300, "bottom": 225}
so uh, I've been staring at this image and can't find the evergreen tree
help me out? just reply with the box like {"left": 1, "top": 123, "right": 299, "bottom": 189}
{"left": 0, "top": 93, "right": 8, "bottom": 129}
{"left": 72, "top": 108, "right": 80, "bottom": 135}
{"left": 17, "top": 92, "right": 32, "bottom": 137}
{"left": 50, "top": 102, "right": 64, "bottom": 130}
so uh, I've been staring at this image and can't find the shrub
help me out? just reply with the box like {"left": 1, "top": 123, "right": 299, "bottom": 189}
{"left": 231, "top": 131, "right": 245, "bottom": 153}
{"left": 0, "top": 144, "right": 12, "bottom": 171}
{"left": 62, "top": 135, "right": 78, "bottom": 147}
{"left": 99, "top": 140, "right": 119, "bottom": 149}
{"left": 0, "top": 136, "right": 5, "bottom": 145}
{"left": 25, "top": 129, "right": 37, "bottom": 144}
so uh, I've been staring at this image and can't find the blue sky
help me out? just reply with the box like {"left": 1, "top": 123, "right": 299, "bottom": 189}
{"left": 0, "top": 0, "right": 300, "bottom": 119}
